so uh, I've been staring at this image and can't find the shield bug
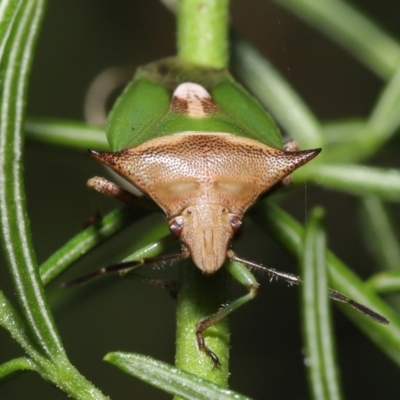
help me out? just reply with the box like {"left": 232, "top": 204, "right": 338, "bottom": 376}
{"left": 70, "top": 57, "right": 388, "bottom": 368}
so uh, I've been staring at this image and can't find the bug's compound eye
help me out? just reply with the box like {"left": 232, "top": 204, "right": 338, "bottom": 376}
{"left": 169, "top": 216, "right": 185, "bottom": 237}
{"left": 229, "top": 214, "right": 242, "bottom": 233}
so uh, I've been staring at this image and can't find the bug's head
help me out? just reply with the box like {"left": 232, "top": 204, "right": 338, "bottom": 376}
{"left": 169, "top": 204, "right": 242, "bottom": 274}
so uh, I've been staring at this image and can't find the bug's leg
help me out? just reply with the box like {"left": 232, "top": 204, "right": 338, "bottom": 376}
{"left": 87, "top": 176, "right": 158, "bottom": 211}
{"left": 63, "top": 247, "right": 189, "bottom": 288}
{"left": 265, "top": 176, "right": 292, "bottom": 195}
{"left": 283, "top": 139, "right": 300, "bottom": 152}
{"left": 83, "top": 191, "right": 104, "bottom": 228}
{"left": 278, "top": 138, "right": 300, "bottom": 189}
{"left": 121, "top": 273, "right": 179, "bottom": 299}
{"left": 195, "top": 257, "right": 260, "bottom": 369}
{"left": 230, "top": 251, "right": 389, "bottom": 325}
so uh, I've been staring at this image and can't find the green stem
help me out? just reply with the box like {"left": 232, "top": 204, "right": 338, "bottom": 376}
{"left": 175, "top": 0, "right": 231, "bottom": 388}
{"left": 177, "top": 0, "right": 229, "bottom": 68}
{"left": 175, "top": 265, "right": 230, "bottom": 385}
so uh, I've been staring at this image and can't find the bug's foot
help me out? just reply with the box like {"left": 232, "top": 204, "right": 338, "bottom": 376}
{"left": 83, "top": 209, "right": 103, "bottom": 228}
{"left": 196, "top": 331, "right": 221, "bottom": 369}
{"left": 283, "top": 139, "right": 299, "bottom": 152}
{"left": 208, "top": 348, "right": 222, "bottom": 370}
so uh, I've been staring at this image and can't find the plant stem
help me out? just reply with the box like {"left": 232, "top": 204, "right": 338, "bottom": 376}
{"left": 177, "top": 0, "right": 229, "bottom": 68}
{"left": 175, "top": 264, "right": 230, "bottom": 385}
{"left": 175, "top": 0, "right": 231, "bottom": 388}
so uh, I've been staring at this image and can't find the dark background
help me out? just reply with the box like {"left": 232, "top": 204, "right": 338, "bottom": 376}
{"left": 1, "top": 0, "right": 400, "bottom": 398}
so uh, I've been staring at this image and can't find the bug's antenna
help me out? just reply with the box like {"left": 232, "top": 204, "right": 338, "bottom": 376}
{"left": 231, "top": 254, "right": 301, "bottom": 285}
{"left": 328, "top": 289, "right": 388, "bottom": 324}
{"left": 229, "top": 252, "right": 389, "bottom": 325}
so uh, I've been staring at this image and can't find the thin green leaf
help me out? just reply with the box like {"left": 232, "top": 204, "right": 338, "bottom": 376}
{"left": 272, "top": 0, "right": 400, "bottom": 79}
{"left": 0, "top": 0, "right": 65, "bottom": 358}
{"left": 325, "top": 253, "right": 399, "bottom": 363}
{"left": 232, "top": 35, "right": 323, "bottom": 149}
{"left": 358, "top": 195, "right": 400, "bottom": 272}
{"left": 122, "top": 232, "right": 176, "bottom": 264}
{"left": 62, "top": 228, "right": 176, "bottom": 288}
{"left": 301, "top": 208, "right": 342, "bottom": 400}
{"left": 323, "top": 120, "right": 370, "bottom": 147}
{"left": 40, "top": 207, "right": 145, "bottom": 286}
{"left": 369, "top": 63, "right": 400, "bottom": 139}
{"left": 105, "top": 352, "right": 251, "bottom": 400}
{"left": 0, "top": 358, "right": 34, "bottom": 384}
{"left": 366, "top": 271, "right": 400, "bottom": 294}
{"left": 250, "top": 201, "right": 400, "bottom": 368}
{"left": 321, "top": 120, "right": 381, "bottom": 164}
{"left": 25, "top": 117, "right": 109, "bottom": 150}
{"left": 0, "top": 0, "right": 21, "bottom": 59}
{"left": 0, "top": 291, "right": 42, "bottom": 357}
{"left": 309, "top": 165, "right": 400, "bottom": 200}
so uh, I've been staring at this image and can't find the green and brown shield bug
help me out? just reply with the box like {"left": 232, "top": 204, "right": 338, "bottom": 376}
{"left": 69, "top": 57, "right": 388, "bottom": 368}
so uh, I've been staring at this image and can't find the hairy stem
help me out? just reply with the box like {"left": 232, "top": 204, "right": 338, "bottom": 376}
{"left": 177, "top": 0, "right": 229, "bottom": 68}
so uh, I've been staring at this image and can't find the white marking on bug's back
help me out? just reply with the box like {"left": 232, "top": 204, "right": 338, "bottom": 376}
{"left": 172, "top": 82, "right": 217, "bottom": 118}
{"left": 174, "top": 82, "right": 210, "bottom": 101}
